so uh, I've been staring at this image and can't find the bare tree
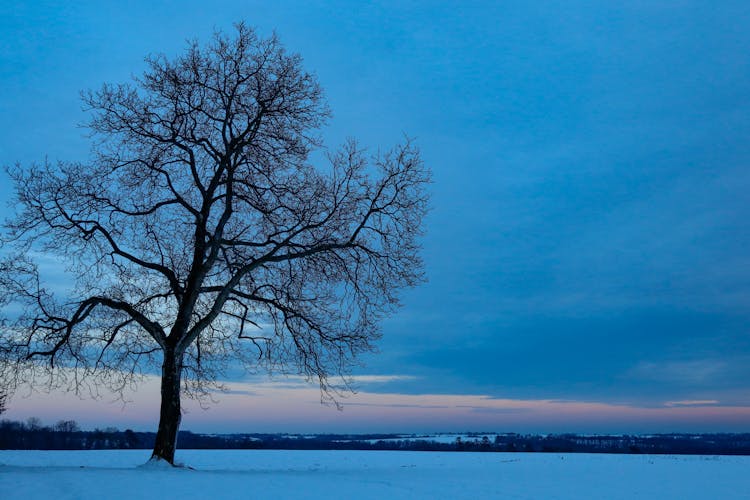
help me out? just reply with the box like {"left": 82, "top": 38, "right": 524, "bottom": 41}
{"left": 0, "top": 24, "right": 429, "bottom": 464}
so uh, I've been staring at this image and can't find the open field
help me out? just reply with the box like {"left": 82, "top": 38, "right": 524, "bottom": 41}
{"left": 1, "top": 450, "right": 749, "bottom": 499}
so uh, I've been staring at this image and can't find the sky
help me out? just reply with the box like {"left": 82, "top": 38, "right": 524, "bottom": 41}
{"left": 1, "top": 0, "right": 750, "bottom": 434}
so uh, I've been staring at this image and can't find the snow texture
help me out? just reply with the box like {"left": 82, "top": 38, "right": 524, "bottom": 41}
{"left": 1, "top": 450, "right": 749, "bottom": 499}
{"left": 137, "top": 456, "right": 187, "bottom": 470}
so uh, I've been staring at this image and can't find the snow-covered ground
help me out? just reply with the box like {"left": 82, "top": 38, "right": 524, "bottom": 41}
{"left": 1, "top": 450, "right": 748, "bottom": 499}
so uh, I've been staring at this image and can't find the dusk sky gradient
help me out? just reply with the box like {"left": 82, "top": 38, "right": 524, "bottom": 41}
{"left": 2, "top": 0, "right": 750, "bottom": 433}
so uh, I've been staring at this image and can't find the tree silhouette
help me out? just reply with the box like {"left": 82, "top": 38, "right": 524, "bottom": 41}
{"left": 0, "top": 24, "right": 429, "bottom": 464}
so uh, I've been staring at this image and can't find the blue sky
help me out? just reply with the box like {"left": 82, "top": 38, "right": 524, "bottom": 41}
{"left": 2, "top": 0, "right": 750, "bottom": 433}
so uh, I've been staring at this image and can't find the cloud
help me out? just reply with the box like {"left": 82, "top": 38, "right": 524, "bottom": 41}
{"left": 209, "top": 388, "right": 257, "bottom": 397}
{"left": 348, "top": 375, "right": 419, "bottom": 384}
{"left": 664, "top": 400, "right": 719, "bottom": 407}
{"left": 238, "top": 374, "right": 418, "bottom": 389}
{"left": 627, "top": 360, "right": 727, "bottom": 385}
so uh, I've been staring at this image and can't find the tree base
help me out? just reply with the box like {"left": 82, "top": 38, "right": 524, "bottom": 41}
{"left": 139, "top": 456, "right": 193, "bottom": 470}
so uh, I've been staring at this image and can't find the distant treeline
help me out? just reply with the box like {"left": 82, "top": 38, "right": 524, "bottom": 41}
{"left": 2, "top": 419, "right": 750, "bottom": 455}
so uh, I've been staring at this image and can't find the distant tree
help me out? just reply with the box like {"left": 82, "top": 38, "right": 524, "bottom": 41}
{"left": 0, "top": 389, "right": 6, "bottom": 415}
{"left": 455, "top": 436, "right": 463, "bottom": 451}
{"left": 123, "top": 429, "right": 140, "bottom": 449}
{"left": 54, "top": 420, "right": 80, "bottom": 433}
{"left": 480, "top": 435, "right": 491, "bottom": 450}
{"left": 26, "top": 417, "right": 43, "bottom": 431}
{"left": 0, "top": 24, "right": 429, "bottom": 464}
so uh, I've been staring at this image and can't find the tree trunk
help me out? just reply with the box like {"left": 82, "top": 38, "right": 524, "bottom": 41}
{"left": 151, "top": 348, "right": 183, "bottom": 464}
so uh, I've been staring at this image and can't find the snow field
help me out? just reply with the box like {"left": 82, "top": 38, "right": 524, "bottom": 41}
{"left": 1, "top": 449, "right": 749, "bottom": 499}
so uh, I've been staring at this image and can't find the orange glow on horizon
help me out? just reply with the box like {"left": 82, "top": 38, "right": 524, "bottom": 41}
{"left": 5, "top": 376, "right": 750, "bottom": 434}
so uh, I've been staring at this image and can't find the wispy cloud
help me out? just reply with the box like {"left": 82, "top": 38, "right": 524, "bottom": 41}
{"left": 627, "top": 360, "right": 727, "bottom": 385}
{"left": 209, "top": 388, "right": 257, "bottom": 397}
{"left": 348, "top": 375, "right": 418, "bottom": 384}
{"left": 239, "top": 374, "right": 418, "bottom": 389}
{"left": 664, "top": 400, "right": 719, "bottom": 407}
